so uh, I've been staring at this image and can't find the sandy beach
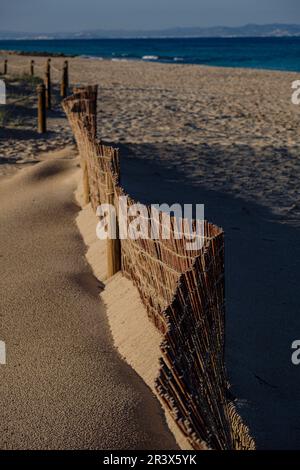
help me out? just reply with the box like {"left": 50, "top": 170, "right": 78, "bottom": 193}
{"left": 0, "top": 147, "right": 178, "bottom": 449}
{"left": 2, "top": 55, "right": 300, "bottom": 225}
{"left": 1, "top": 54, "right": 300, "bottom": 449}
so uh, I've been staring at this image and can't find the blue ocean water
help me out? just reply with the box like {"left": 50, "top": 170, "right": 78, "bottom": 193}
{"left": 0, "top": 37, "right": 300, "bottom": 72}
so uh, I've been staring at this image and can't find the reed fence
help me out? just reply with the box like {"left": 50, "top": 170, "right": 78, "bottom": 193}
{"left": 62, "top": 85, "right": 255, "bottom": 451}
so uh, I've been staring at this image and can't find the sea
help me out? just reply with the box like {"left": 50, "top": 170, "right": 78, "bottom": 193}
{"left": 0, "top": 37, "right": 300, "bottom": 72}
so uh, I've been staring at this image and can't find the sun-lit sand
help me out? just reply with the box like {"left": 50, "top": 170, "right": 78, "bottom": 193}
{"left": 75, "top": 180, "right": 192, "bottom": 449}
{"left": 0, "top": 148, "right": 178, "bottom": 449}
{"left": 1, "top": 54, "right": 300, "bottom": 224}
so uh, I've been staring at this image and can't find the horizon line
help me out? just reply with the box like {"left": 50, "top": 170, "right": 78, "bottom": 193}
{"left": 1, "top": 22, "right": 300, "bottom": 36}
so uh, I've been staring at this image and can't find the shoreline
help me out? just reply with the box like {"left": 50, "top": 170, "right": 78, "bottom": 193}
{"left": 0, "top": 49, "right": 76, "bottom": 58}
{"left": 0, "top": 48, "right": 300, "bottom": 74}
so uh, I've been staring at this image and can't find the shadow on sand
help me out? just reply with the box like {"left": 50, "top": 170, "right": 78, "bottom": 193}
{"left": 117, "top": 141, "right": 300, "bottom": 450}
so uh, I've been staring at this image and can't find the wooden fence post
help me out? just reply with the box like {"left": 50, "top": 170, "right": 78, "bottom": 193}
{"left": 44, "top": 58, "right": 51, "bottom": 109}
{"left": 82, "top": 159, "right": 90, "bottom": 205}
{"left": 30, "top": 60, "right": 34, "bottom": 76}
{"left": 37, "top": 83, "right": 46, "bottom": 134}
{"left": 60, "top": 60, "right": 68, "bottom": 98}
{"left": 46, "top": 58, "right": 51, "bottom": 73}
{"left": 4, "top": 59, "right": 7, "bottom": 75}
{"left": 106, "top": 172, "right": 121, "bottom": 277}
{"left": 64, "top": 60, "right": 69, "bottom": 89}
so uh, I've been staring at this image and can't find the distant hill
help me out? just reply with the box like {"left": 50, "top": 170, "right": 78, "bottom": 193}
{"left": 1, "top": 24, "right": 300, "bottom": 40}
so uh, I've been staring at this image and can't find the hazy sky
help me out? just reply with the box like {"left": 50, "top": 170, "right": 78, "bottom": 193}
{"left": 0, "top": 0, "right": 299, "bottom": 32}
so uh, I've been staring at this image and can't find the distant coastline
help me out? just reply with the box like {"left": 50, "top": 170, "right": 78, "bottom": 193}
{"left": 1, "top": 23, "right": 300, "bottom": 40}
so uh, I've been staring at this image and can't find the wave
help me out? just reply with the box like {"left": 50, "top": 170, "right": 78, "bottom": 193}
{"left": 111, "top": 58, "right": 128, "bottom": 62}
{"left": 143, "top": 55, "right": 184, "bottom": 62}
{"left": 80, "top": 55, "right": 104, "bottom": 60}
{"left": 82, "top": 54, "right": 186, "bottom": 64}
{"left": 142, "top": 55, "right": 159, "bottom": 60}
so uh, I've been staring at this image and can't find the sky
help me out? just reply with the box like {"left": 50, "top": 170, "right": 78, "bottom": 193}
{"left": 0, "top": 0, "right": 299, "bottom": 33}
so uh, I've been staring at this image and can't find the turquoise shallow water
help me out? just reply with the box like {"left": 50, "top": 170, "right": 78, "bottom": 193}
{"left": 0, "top": 37, "right": 300, "bottom": 72}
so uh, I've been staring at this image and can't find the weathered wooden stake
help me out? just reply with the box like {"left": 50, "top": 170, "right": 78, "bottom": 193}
{"left": 82, "top": 159, "right": 90, "bottom": 205}
{"left": 37, "top": 83, "right": 46, "bottom": 134}
{"left": 60, "top": 60, "right": 69, "bottom": 98}
{"left": 4, "top": 59, "right": 7, "bottom": 75}
{"left": 30, "top": 60, "right": 34, "bottom": 76}
{"left": 45, "top": 58, "right": 51, "bottom": 109}
{"left": 106, "top": 172, "right": 121, "bottom": 277}
{"left": 64, "top": 60, "right": 69, "bottom": 89}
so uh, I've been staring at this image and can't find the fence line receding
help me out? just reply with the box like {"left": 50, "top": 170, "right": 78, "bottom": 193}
{"left": 62, "top": 85, "right": 255, "bottom": 451}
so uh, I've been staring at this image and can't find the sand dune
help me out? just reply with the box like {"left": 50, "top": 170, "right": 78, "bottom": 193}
{"left": 75, "top": 190, "right": 191, "bottom": 449}
{"left": 0, "top": 148, "right": 177, "bottom": 449}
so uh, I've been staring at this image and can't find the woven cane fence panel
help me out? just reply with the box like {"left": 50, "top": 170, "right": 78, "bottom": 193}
{"left": 63, "top": 87, "right": 255, "bottom": 450}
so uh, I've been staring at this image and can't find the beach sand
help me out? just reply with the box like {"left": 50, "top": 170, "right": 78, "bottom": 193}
{"left": 0, "top": 72, "right": 74, "bottom": 179}
{"left": 2, "top": 55, "right": 300, "bottom": 225}
{"left": 0, "top": 148, "right": 178, "bottom": 449}
{"left": 1, "top": 54, "right": 300, "bottom": 449}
